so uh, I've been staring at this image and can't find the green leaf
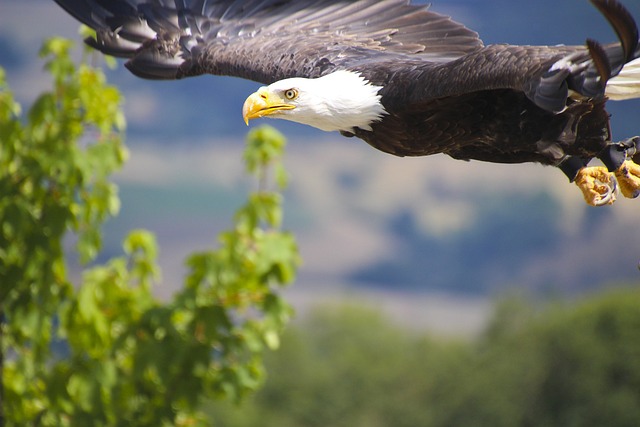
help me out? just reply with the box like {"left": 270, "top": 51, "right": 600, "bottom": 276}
{"left": 263, "top": 329, "right": 280, "bottom": 350}
{"left": 243, "top": 125, "right": 287, "bottom": 180}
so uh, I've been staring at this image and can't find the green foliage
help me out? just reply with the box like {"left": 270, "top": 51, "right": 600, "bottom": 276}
{"left": 1, "top": 38, "right": 298, "bottom": 426}
{"left": 208, "top": 288, "right": 640, "bottom": 427}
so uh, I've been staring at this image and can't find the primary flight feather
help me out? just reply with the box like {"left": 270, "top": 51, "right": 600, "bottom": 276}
{"left": 53, "top": 0, "right": 640, "bottom": 206}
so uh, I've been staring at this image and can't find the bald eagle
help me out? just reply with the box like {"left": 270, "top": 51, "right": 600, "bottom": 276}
{"left": 54, "top": 0, "right": 640, "bottom": 206}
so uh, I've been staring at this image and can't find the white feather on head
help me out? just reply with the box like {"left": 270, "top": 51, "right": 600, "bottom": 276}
{"left": 264, "top": 70, "right": 387, "bottom": 132}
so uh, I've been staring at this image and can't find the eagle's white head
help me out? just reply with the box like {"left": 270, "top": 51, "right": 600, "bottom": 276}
{"left": 242, "top": 70, "right": 387, "bottom": 132}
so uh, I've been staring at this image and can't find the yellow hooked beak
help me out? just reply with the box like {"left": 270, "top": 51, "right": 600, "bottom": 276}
{"left": 242, "top": 88, "right": 296, "bottom": 125}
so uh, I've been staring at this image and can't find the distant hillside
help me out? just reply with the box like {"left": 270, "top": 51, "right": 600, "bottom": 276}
{"left": 350, "top": 192, "right": 637, "bottom": 294}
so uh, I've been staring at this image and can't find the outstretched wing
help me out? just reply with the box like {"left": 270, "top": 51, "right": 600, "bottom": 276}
{"left": 368, "top": 0, "right": 640, "bottom": 114}
{"left": 54, "top": 0, "right": 483, "bottom": 83}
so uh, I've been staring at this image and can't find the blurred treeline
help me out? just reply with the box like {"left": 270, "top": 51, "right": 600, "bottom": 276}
{"left": 208, "top": 287, "right": 640, "bottom": 427}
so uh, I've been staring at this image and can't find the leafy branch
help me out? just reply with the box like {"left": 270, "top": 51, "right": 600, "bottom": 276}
{"left": 0, "top": 38, "right": 299, "bottom": 427}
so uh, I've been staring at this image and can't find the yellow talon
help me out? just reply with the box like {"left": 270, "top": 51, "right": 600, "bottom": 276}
{"left": 574, "top": 166, "right": 617, "bottom": 206}
{"left": 614, "top": 160, "right": 640, "bottom": 199}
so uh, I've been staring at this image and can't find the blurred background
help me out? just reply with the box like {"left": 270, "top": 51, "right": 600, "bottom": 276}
{"left": 2, "top": 0, "right": 640, "bottom": 337}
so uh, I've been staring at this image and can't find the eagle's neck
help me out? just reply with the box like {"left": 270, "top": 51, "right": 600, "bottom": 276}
{"left": 279, "top": 70, "right": 387, "bottom": 132}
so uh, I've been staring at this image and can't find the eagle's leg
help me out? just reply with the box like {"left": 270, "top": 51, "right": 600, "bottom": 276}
{"left": 559, "top": 156, "right": 617, "bottom": 206}
{"left": 600, "top": 137, "right": 640, "bottom": 199}
{"left": 563, "top": 137, "right": 640, "bottom": 206}
{"left": 615, "top": 160, "right": 640, "bottom": 199}
{"left": 574, "top": 166, "right": 617, "bottom": 206}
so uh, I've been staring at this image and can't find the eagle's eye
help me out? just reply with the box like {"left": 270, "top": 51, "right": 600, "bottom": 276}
{"left": 284, "top": 89, "right": 298, "bottom": 100}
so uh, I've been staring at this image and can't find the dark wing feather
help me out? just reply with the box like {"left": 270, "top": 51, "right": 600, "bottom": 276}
{"left": 364, "top": 0, "right": 640, "bottom": 115}
{"left": 53, "top": 0, "right": 483, "bottom": 83}
{"left": 591, "top": 0, "right": 639, "bottom": 63}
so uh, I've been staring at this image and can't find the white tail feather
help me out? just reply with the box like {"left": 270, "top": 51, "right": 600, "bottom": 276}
{"left": 606, "top": 57, "right": 640, "bottom": 100}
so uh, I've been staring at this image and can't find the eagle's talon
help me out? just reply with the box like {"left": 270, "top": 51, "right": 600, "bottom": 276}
{"left": 574, "top": 166, "right": 618, "bottom": 206}
{"left": 596, "top": 177, "right": 617, "bottom": 205}
{"left": 614, "top": 160, "right": 640, "bottom": 199}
